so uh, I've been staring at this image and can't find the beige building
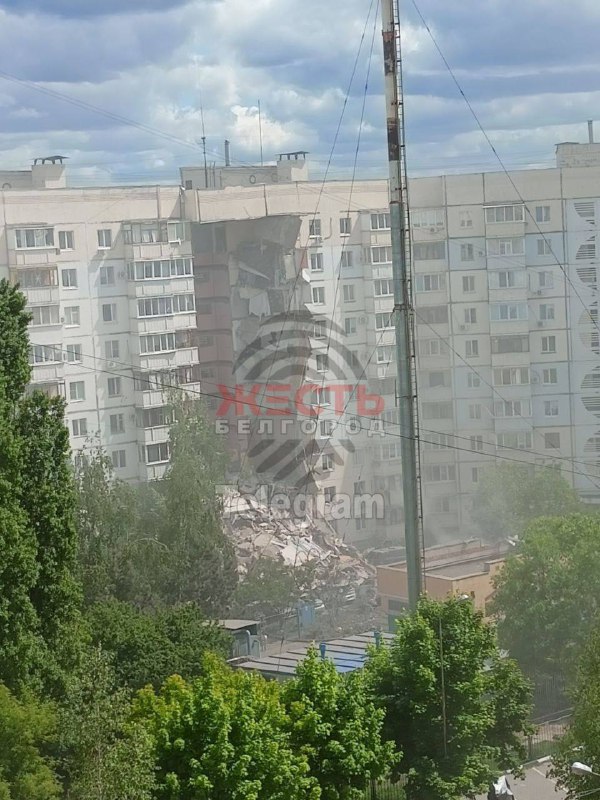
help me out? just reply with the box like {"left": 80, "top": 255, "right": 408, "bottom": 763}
{"left": 377, "top": 539, "right": 509, "bottom": 628}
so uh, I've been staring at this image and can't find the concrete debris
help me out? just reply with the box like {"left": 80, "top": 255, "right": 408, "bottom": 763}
{"left": 222, "top": 490, "right": 375, "bottom": 591}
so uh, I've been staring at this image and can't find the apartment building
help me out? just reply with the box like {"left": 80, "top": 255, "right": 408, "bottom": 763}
{"left": 3, "top": 141, "right": 600, "bottom": 548}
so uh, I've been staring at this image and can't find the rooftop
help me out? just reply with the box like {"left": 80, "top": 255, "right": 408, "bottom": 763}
{"left": 382, "top": 539, "right": 509, "bottom": 582}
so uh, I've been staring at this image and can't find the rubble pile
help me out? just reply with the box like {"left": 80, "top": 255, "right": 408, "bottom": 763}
{"left": 222, "top": 491, "right": 375, "bottom": 592}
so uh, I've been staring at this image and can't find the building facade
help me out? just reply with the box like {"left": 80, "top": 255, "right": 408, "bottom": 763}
{"left": 2, "top": 143, "right": 600, "bottom": 546}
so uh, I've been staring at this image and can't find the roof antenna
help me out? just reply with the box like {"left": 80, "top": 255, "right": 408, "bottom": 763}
{"left": 258, "top": 99, "right": 264, "bottom": 166}
{"left": 200, "top": 97, "right": 208, "bottom": 188}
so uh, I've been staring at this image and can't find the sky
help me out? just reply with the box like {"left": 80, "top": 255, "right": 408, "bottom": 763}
{"left": 0, "top": 0, "right": 599, "bottom": 185}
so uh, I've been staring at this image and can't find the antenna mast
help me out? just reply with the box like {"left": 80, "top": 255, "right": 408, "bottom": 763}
{"left": 381, "top": 0, "right": 425, "bottom": 611}
{"left": 200, "top": 103, "right": 208, "bottom": 188}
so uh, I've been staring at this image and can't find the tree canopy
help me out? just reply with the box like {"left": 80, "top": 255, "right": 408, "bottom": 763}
{"left": 471, "top": 463, "right": 580, "bottom": 540}
{"left": 366, "top": 597, "right": 532, "bottom": 800}
{"left": 490, "top": 513, "right": 600, "bottom": 679}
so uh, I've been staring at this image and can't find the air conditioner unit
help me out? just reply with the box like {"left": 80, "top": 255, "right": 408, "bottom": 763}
{"left": 108, "top": 361, "right": 118, "bottom": 369}
{"left": 429, "top": 227, "right": 437, "bottom": 233}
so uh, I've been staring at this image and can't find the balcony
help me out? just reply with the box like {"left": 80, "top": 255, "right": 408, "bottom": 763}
{"left": 138, "top": 346, "right": 199, "bottom": 371}
{"left": 22, "top": 286, "right": 60, "bottom": 305}
{"left": 136, "top": 381, "right": 202, "bottom": 408}
{"left": 138, "top": 425, "right": 170, "bottom": 445}
{"left": 30, "top": 363, "right": 64, "bottom": 384}
{"left": 129, "top": 277, "right": 195, "bottom": 298}
{"left": 134, "top": 313, "right": 197, "bottom": 335}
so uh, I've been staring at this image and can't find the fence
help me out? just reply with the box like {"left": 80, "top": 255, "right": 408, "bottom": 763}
{"left": 525, "top": 711, "right": 572, "bottom": 761}
{"left": 364, "top": 778, "right": 405, "bottom": 799}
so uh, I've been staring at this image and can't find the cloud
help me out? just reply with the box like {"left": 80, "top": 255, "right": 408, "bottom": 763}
{"left": 0, "top": 0, "right": 597, "bottom": 185}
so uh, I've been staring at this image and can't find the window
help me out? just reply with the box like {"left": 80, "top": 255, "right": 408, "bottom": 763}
{"left": 412, "top": 208, "right": 444, "bottom": 229}
{"left": 491, "top": 334, "right": 529, "bottom": 354}
{"left": 467, "top": 372, "right": 480, "bottom": 388}
{"left": 418, "top": 339, "right": 447, "bottom": 356}
{"left": 542, "top": 335, "right": 556, "bottom": 354}
{"left": 470, "top": 435, "right": 484, "bottom": 452}
{"left": 472, "top": 467, "right": 481, "bottom": 483}
{"left": 111, "top": 450, "right": 127, "bottom": 469}
{"left": 316, "top": 353, "right": 329, "bottom": 372}
{"left": 464, "top": 307, "right": 477, "bottom": 324}
{"left": 343, "top": 284, "right": 356, "bottom": 303}
{"left": 377, "top": 345, "right": 393, "bottom": 363}
{"left": 15, "top": 227, "right": 54, "bottom": 248}
{"left": 31, "top": 305, "right": 60, "bottom": 326}
{"left": 415, "top": 273, "right": 446, "bottom": 292}
{"left": 100, "top": 266, "right": 115, "bottom": 285}
{"left": 375, "top": 312, "right": 393, "bottom": 330}
{"left": 485, "top": 205, "right": 524, "bottom": 223}
{"left": 340, "top": 250, "right": 353, "bottom": 268}
{"left": 461, "top": 243, "right": 474, "bottom": 261}
{"left": 146, "top": 442, "right": 169, "bottom": 464}
{"left": 105, "top": 340, "right": 120, "bottom": 359}
{"left": 61, "top": 268, "right": 77, "bottom": 288}
{"left": 323, "top": 486, "right": 336, "bottom": 504}
{"left": 69, "top": 381, "right": 85, "bottom": 401}
{"left": 489, "top": 269, "right": 526, "bottom": 289}
{"left": 422, "top": 432, "right": 452, "bottom": 450}
{"left": 139, "top": 333, "right": 176, "bottom": 354}
{"left": 198, "top": 334, "right": 214, "bottom": 347}
{"left": 167, "top": 221, "right": 185, "bottom": 242}
{"left": 123, "top": 221, "right": 188, "bottom": 246}
{"left": 140, "top": 407, "right": 174, "bottom": 428}
{"left": 371, "top": 212, "right": 391, "bottom": 230}
{"left": 97, "top": 229, "right": 112, "bottom": 249}
{"left": 65, "top": 343, "right": 82, "bottom": 363}
{"left": 427, "top": 370, "right": 449, "bottom": 388}
{"left": 539, "top": 271, "right": 554, "bottom": 289}
{"left": 322, "top": 453, "right": 334, "bottom": 471}
{"left": 487, "top": 237, "right": 525, "bottom": 256}
{"left": 379, "top": 442, "right": 401, "bottom": 460}
{"left": 463, "top": 275, "right": 475, "bottom": 292}
{"left": 544, "top": 400, "right": 559, "bottom": 417}
{"left": 102, "top": 303, "right": 117, "bottom": 322}
{"left": 497, "top": 432, "right": 532, "bottom": 450}
{"left": 418, "top": 306, "right": 449, "bottom": 324}
{"left": 374, "top": 278, "right": 394, "bottom": 296}
{"left": 536, "top": 205, "right": 551, "bottom": 223}
{"left": 371, "top": 246, "right": 392, "bottom": 263}
{"left": 540, "top": 303, "right": 555, "bottom": 321}
{"left": 310, "top": 252, "right": 323, "bottom": 272}
{"left": 543, "top": 368, "right": 558, "bottom": 384}
{"left": 466, "top": 339, "right": 479, "bottom": 357}
{"left": 413, "top": 242, "right": 446, "bottom": 261}
{"left": 309, "top": 219, "right": 321, "bottom": 238}
{"left": 29, "top": 344, "right": 60, "bottom": 364}
{"left": 493, "top": 367, "right": 530, "bottom": 386}
{"left": 312, "top": 286, "right": 325, "bottom": 305}
{"left": 459, "top": 210, "right": 473, "bottom": 228}
{"left": 494, "top": 400, "right": 531, "bottom": 417}
{"left": 107, "top": 377, "right": 122, "bottom": 397}
{"left": 432, "top": 496, "right": 453, "bottom": 513}
{"left": 128, "top": 258, "right": 193, "bottom": 280}
{"left": 64, "top": 306, "right": 80, "bottom": 326}
{"left": 537, "top": 239, "right": 552, "bottom": 256}
{"left": 110, "top": 413, "right": 125, "bottom": 434}
{"left": 319, "top": 419, "right": 334, "bottom": 438}
{"left": 469, "top": 404, "right": 482, "bottom": 419}
{"left": 173, "top": 295, "right": 196, "bottom": 314}
{"left": 313, "top": 320, "right": 326, "bottom": 339}
{"left": 17, "top": 267, "right": 58, "bottom": 288}
{"left": 421, "top": 402, "right": 453, "bottom": 420}
{"left": 72, "top": 418, "right": 87, "bottom": 437}
{"left": 344, "top": 317, "right": 357, "bottom": 336}
{"left": 340, "top": 216, "right": 351, "bottom": 235}
{"left": 59, "top": 230, "right": 74, "bottom": 250}
{"left": 424, "top": 464, "right": 456, "bottom": 482}
{"left": 545, "top": 432, "right": 560, "bottom": 449}
{"left": 490, "top": 303, "right": 528, "bottom": 321}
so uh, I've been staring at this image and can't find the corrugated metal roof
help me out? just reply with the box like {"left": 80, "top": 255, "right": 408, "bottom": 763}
{"left": 234, "top": 631, "right": 394, "bottom": 680}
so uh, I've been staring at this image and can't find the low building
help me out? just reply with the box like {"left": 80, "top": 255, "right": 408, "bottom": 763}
{"left": 377, "top": 539, "right": 509, "bottom": 629}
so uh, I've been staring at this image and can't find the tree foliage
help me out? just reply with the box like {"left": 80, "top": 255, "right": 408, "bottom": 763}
{"left": 490, "top": 513, "right": 600, "bottom": 679}
{"left": 0, "top": 683, "right": 60, "bottom": 800}
{"left": 553, "top": 620, "right": 600, "bottom": 798}
{"left": 283, "top": 648, "right": 397, "bottom": 799}
{"left": 471, "top": 463, "right": 580, "bottom": 540}
{"left": 85, "top": 599, "right": 230, "bottom": 690}
{"left": 134, "top": 655, "right": 319, "bottom": 800}
{"left": 59, "top": 646, "right": 155, "bottom": 800}
{"left": 366, "top": 597, "right": 532, "bottom": 800}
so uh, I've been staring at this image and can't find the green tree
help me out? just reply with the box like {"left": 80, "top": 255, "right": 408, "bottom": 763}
{"left": 283, "top": 648, "right": 397, "bottom": 799}
{"left": 233, "top": 557, "right": 315, "bottom": 619}
{"left": 0, "top": 683, "right": 60, "bottom": 800}
{"left": 553, "top": 620, "right": 600, "bottom": 798}
{"left": 366, "top": 597, "right": 532, "bottom": 800}
{"left": 85, "top": 599, "right": 230, "bottom": 690}
{"left": 59, "top": 646, "right": 155, "bottom": 800}
{"left": 158, "top": 395, "right": 237, "bottom": 615}
{"left": 490, "top": 513, "right": 600, "bottom": 679}
{"left": 134, "top": 655, "right": 319, "bottom": 800}
{"left": 471, "top": 463, "right": 580, "bottom": 540}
